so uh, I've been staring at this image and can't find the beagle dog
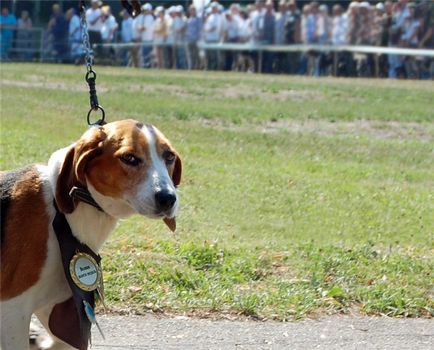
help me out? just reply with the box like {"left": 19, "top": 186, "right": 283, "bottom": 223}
{"left": 0, "top": 119, "right": 182, "bottom": 349}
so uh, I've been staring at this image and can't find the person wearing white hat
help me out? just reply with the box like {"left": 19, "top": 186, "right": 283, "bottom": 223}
{"left": 86, "top": 0, "right": 103, "bottom": 32}
{"left": 222, "top": 10, "right": 239, "bottom": 70}
{"left": 186, "top": 5, "right": 202, "bottom": 69}
{"left": 172, "top": 5, "right": 187, "bottom": 69}
{"left": 203, "top": 2, "right": 223, "bottom": 70}
{"left": 86, "top": 0, "right": 103, "bottom": 54}
{"left": 100, "top": 6, "right": 118, "bottom": 43}
{"left": 120, "top": 9, "right": 134, "bottom": 66}
{"left": 165, "top": 6, "right": 177, "bottom": 68}
{"left": 153, "top": 6, "right": 167, "bottom": 68}
{"left": 134, "top": 3, "right": 154, "bottom": 68}
{"left": 99, "top": 5, "right": 118, "bottom": 63}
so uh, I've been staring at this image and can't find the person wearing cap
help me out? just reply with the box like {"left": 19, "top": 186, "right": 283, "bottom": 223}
{"left": 376, "top": 0, "right": 394, "bottom": 77}
{"left": 165, "top": 6, "right": 177, "bottom": 68}
{"left": 313, "top": 4, "right": 331, "bottom": 76}
{"left": 172, "top": 5, "right": 187, "bottom": 69}
{"left": 48, "top": 4, "right": 68, "bottom": 62}
{"left": 331, "top": 5, "right": 347, "bottom": 45}
{"left": 401, "top": 3, "right": 421, "bottom": 78}
{"left": 100, "top": 5, "right": 118, "bottom": 63}
{"left": 259, "top": 0, "right": 275, "bottom": 73}
{"left": 86, "top": 0, "right": 103, "bottom": 51}
{"left": 153, "top": 6, "right": 167, "bottom": 69}
{"left": 135, "top": 3, "right": 154, "bottom": 68}
{"left": 120, "top": 9, "right": 133, "bottom": 66}
{"left": 229, "top": 3, "right": 243, "bottom": 33}
{"left": 100, "top": 6, "right": 118, "bottom": 43}
{"left": 186, "top": 5, "right": 202, "bottom": 70}
{"left": 16, "top": 10, "right": 33, "bottom": 61}
{"left": 347, "top": 1, "right": 360, "bottom": 45}
{"left": 222, "top": 10, "right": 239, "bottom": 71}
{"left": 236, "top": 8, "right": 254, "bottom": 72}
{"left": 331, "top": 4, "right": 351, "bottom": 77}
{"left": 316, "top": 4, "right": 330, "bottom": 45}
{"left": 251, "top": 0, "right": 266, "bottom": 45}
{"left": 66, "top": 8, "right": 82, "bottom": 63}
{"left": 285, "top": 0, "right": 301, "bottom": 74}
{"left": 274, "top": 1, "right": 289, "bottom": 73}
{"left": 372, "top": 3, "right": 386, "bottom": 47}
{"left": 275, "top": 1, "right": 288, "bottom": 46}
{"left": 203, "top": 2, "right": 223, "bottom": 70}
{"left": 130, "top": 4, "right": 144, "bottom": 67}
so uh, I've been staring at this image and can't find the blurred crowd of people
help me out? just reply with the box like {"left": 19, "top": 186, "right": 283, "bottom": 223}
{"left": 1, "top": 0, "right": 433, "bottom": 78}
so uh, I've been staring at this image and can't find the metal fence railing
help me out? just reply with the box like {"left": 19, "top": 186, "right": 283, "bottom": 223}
{"left": 2, "top": 29, "right": 433, "bottom": 78}
{"left": 94, "top": 41, "right": 434, "bottom": 76}
{"left": 2, "top": 28, "right": 43, "bottom": 61}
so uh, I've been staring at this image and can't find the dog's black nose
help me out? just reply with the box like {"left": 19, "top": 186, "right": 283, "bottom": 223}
{"left": 155, "top": 190, "right": 177, "bottom": 212}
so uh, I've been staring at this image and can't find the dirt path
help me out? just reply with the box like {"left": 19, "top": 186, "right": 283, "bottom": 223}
{"left": 32, "top": 314, "right": 433, "bottom": 349}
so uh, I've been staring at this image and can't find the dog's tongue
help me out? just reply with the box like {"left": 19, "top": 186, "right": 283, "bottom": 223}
{"left": 163, "top": 217, "right": 176, "bottom": 232}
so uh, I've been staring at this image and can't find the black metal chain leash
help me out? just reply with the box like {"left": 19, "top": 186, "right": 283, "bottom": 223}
{"left": 79, "top": 1, "right": 105, "bottom": 126}
{"left": 77, "top": 1, "right": 143, "bottom": 126}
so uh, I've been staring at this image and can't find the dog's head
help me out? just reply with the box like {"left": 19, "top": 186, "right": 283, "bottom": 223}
{"left": 55, "top": 119, "right": 182, "bottom": 230}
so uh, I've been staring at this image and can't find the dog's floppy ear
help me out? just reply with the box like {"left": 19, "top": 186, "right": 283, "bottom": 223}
{"left": 172, "top": 154, "right": 182, "bottom": 187}
{"left": 55, "top": 146, "right": 77, "bottom": 213}
{"left": 163, "top": 153, "right": 182, "bottom": 232}
{"left": 74, "top": 128, "right": 106, "bottom": 185}
{"left": 55, "top": 127, "right": 106, "bottom": 213}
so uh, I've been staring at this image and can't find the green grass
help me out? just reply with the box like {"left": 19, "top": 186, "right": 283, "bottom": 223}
{"left": 1, "top": 63, "right": 433, "bottom": 319}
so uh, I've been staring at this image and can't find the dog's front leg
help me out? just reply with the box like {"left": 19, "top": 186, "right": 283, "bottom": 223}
{"left": 34, "top": 305, "right": 75, "bottom": 350}
{"left": 1, "top": 300, "right": 32, "bottom": 350}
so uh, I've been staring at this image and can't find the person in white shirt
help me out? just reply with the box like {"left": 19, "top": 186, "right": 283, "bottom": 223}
{"left": 131, "top": 9, "right": 142, "bottom": 67}
{"left": 204, "top": 2, "right": 222, "bottom": 43}
{"left": 172, "top": 5, "right": 187, "bottom": 69}
{"left": 100, "top": 6, "right": 118, "bottom": 43}
{"left": 131, "top": 3, "right": 154, "bottom": 67}
{"left": 164, "top": 6, "right": 177, "bottom": 68}
{"left": 251, "top": 0, "right": 265, "bottom": 44}
{"left": 66, "top": 8, "right": 82, "bottom": 63}
{"left": 204, "top": 2, "right": 222, "bottom": 70}
{"left": 153, "top": 7, "right": 167, "bottom": 68}
{"left": 138, "top": 3, "right": 154, "bottom": 68}
{"left": 85, "top": 0, "right": 103, "bottom": 44}
{"left": 331, "top": 4, "right": 347, "bottom": 45}
{"left": 120, "top": 10, "right": 133, "bottom": 66}
{"left": 222, "top": 11, "right": 239, "bottom": 70}
{"left": 401, "top": 3, "right": 420, "bottom": 78}
{"left": 99, "top": 5, "right": 118, "bottom": 63}
{"left": 331, "top": 4, "right": 351, "bottom": 77}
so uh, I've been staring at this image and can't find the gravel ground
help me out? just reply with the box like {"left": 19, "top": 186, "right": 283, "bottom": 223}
{"left": 84, "top": 315, "right": 433, "bottom": 350}
{"left": 29, "top": 314, "right": 433, "bottom": 349}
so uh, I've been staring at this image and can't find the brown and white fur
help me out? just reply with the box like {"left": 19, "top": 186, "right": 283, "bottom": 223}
{"left": 0, "top": 119, "right": 182, "bottom": 349}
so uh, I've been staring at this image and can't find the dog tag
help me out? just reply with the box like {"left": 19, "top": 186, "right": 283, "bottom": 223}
{"left": 69, "top": 253, "right": 102, "bottom": 292}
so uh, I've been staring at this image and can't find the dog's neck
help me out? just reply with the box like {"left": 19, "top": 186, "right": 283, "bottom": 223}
{"left": 49, "top": 146, "right": 118, "bottom": 253}
{"left": 65, "top": 203, "right": 117, "bottom": 253}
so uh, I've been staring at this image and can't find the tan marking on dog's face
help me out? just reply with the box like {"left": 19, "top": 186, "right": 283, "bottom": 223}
{"left": 85, "top": 120, "right": 151, "bottom": 199}
{"left": 56, "top": 119, "right": 181, "bottom": 222}
{"left": 0, "top": 167, "right": 49, "bottom": 301}
{"left": 153, "top": 127, "right": 182, "bottom": 187}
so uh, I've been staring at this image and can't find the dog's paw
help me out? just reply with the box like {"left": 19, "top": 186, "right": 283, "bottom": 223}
{"left": 36, "top": 335, "right": 74, "bottom": 350}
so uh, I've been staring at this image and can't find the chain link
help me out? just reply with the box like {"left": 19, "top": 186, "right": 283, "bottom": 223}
{"left": 79, "top": 5, "right": 93, "bottom": 73}
{"left": 79, "top": 3, "right": 105, "bottom": 125}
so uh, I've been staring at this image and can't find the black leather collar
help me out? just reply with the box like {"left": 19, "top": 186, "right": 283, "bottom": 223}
{"left": 69, "top": 186, "right": 104, "bottom": 212}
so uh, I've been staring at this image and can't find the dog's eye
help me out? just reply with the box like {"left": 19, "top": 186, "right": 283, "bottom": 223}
{"left": 120, "top": 154, "right": 141, "bottom": 166}
{"left": 163, "top": 151, "right": 176, "bottom": 164}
